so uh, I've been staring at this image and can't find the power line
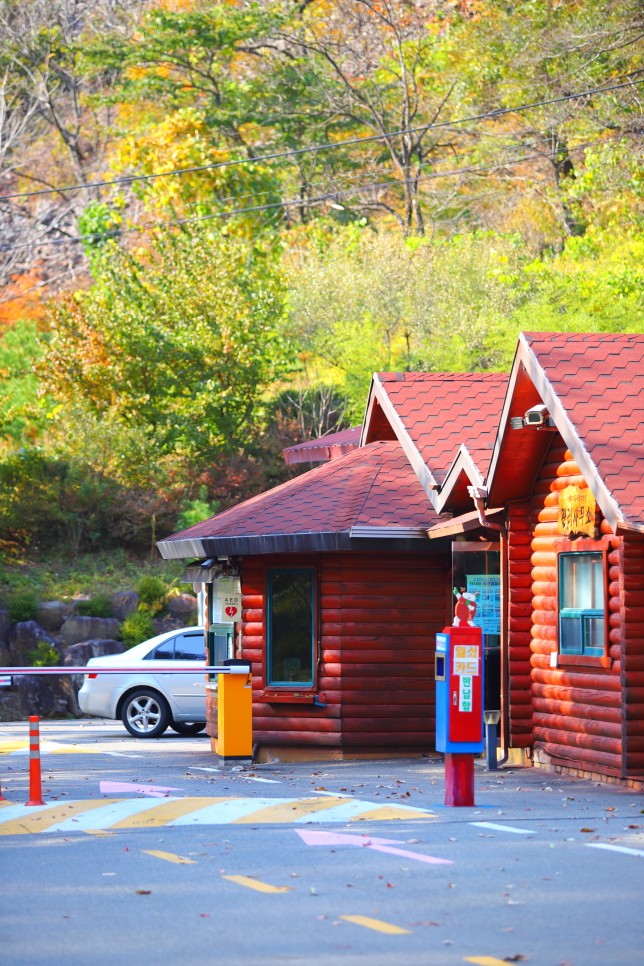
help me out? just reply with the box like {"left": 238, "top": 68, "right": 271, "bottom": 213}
{"left": 0, "top": 127, "right": 567, "bottom": 255}
{"left": 0, "top": 133, "right": 613, "bottom": 260}
{"left": 0, "top": 137, "right": 612, "bottom": 303}
{"left": 1, "top": 76, "right": 641, "bottom": 203}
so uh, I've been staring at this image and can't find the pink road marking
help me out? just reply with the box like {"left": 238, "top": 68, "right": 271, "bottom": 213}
{"left": 296, "top": 829, "right": 453, "bottom": 865}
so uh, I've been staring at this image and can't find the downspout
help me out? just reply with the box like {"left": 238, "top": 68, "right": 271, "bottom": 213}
{"left": 467, "top": 485, "right": 509, "bottom": 766}
{"left": 467, "top": 485, "right": 504, "bottom": 533}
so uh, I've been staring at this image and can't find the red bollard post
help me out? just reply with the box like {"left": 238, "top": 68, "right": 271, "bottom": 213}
{"left": 444, "top": 753, "right": 475, "bottom": 807}
{"left": 25, "top": 715, "right": 45, "bottom": 806}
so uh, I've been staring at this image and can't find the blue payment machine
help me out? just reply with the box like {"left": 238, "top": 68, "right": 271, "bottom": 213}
{"left": 435, "top": 625, "right": 484, "bottom": 754}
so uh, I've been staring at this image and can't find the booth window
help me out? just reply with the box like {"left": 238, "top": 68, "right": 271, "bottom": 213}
{"left": 267, "top": 569, "right": 315, "bottom": 686}
{"left": 558, "top": 552, "right": 605, "bottom": 657}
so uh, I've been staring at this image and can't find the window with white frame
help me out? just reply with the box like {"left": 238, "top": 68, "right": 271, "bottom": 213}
{"left": 558, "top": 552, "right": 605, "bottom": 657}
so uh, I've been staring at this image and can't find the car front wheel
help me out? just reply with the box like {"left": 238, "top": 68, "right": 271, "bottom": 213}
{"left": 121, "top": 689, "right": 170, "bottom": 738}
{"left": 171, "top": 722, "right": 206, "bottom": 736}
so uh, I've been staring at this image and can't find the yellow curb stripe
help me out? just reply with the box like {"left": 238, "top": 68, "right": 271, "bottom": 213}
{"left": 110, "top": 797, "right": 233, "bottom": 829}
{"left": 223, "top": 875, "right": 292, "bottom": 894}
{"left": 0, "top": 799, "right": 112, "bottom": 835}
{"left": 465, "top": 958, "right": 517, "bottom": 965}
{"left": 341, "top": 915, "right": 410, "bottom": 935}
{"left": 143, "top": 849, "right": 197, "bottom": 865}
{"left": 232, "top": 796, "right": 353, "bottom": 824}
{"left": 351, "top": 805, "right": 434, "bottom": 822}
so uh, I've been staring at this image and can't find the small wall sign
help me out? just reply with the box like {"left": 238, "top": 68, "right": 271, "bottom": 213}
{"left": 558, "top": 484, "right": 596, "bottom": 536}
{"left": 222, "top": 595, "right": 241, "bottom": 621}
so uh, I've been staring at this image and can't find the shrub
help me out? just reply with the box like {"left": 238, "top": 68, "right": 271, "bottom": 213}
{"left": 136, "top": 575, "right": 167, "bottom": 613}
{"left": 74, "top": 593, "right": 113, "bottom": 618}
{"left": 7, "top": 589, "right": 39, "bottom": 623}
{"left": 28, "top": 641, "right": 60, "bottom": 667}
{"left": 121, "top": 611, "right": 155, "bottom": 649}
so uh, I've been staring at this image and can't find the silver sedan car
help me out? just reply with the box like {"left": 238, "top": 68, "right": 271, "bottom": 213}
{"left": 78, "top": 626, "right": 208, "bottom": 738}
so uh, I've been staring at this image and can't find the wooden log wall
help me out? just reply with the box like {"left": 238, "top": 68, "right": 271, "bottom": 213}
{"left": 335, "top": 552, "right": 449, "bottom": 750}
{"left": 620, "top": 531, "right": 644, "bottom": 778}
{"left": 240, "top": 554, "right": 341, "bottom": 751}
{"left": 506, "top": 502, "right": 534, "bottom": 748}
{"left": 239, "top": 551, "right": 450, "bottom": 753}
{"left": 529, "top": 442, "right": 625, "bottom": 778}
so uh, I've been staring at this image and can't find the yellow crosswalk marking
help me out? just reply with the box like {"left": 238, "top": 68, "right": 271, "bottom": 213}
{"left": 0, "top": 799, "right": 112, "bottom": 835}
{"left": 351, "top": 805, "right": 434, "bottom": 822}
{"left": 223, "top": 875, "right": 292, "bottom": 894}
{"left": 232, "top": 796, "right": 352, "bottom": 823}
{"left": 0, "top": 795, "right": 436, "bottom": 834}
{"left": 0, "top": 741, "right": 27, "bottom": 755}
{"left": 341, "top": 915, "right": 410, "bottom": 935}
{"left": 110, "top": 797, "right": 231, "bottom": 829}
{"left": 0, "top": 740, "right": 117, "bottom": 756}
{"left": 144, "top": 849, "right": 196, "bottom": 865}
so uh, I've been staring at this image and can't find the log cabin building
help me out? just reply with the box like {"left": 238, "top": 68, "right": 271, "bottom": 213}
{"left": 158, "top": 372, "right": 507, "bottom": 761}
{"left": 482, "top": 332, "right": 644, "bottom": 784}
{"left": 157, "top": 332, "right": 644, "bottom": 786}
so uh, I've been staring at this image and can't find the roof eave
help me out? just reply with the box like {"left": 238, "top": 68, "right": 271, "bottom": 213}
{"left": 427, "top": 507, "right": 505, "bottom": 540}
{"left": 158, "top": 526, "right": 440, "bottom": 560}
{"left": 615, "top": 519, "right": 644, "bottom": 536}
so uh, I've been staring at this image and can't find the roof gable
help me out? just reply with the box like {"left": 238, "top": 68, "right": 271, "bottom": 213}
{"left": 487, "top": 332, "right": 644, "bottom": 532}
{"left": 362, "top": 371, "right": 507, "bottom": 509}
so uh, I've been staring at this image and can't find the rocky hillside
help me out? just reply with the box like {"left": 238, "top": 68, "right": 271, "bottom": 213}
{"left": 0, "top": 589, "right": 199, "bottom": 721}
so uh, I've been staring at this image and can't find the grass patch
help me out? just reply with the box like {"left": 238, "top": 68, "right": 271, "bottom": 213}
{"left": 0, "top": 549, "right": 188, "bottom": 605}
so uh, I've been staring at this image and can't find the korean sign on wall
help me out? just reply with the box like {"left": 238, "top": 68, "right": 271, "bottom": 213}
{"left": 558, "top": 484, "right": 596, "bottom": 537}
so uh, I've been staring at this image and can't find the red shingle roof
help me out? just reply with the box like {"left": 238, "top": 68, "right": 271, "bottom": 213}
{"left": 158, "top": 441, "right": 445, "bottom": 559}
{"left": 366, "top": 372, "right": 508, "bottom": 484}
{"left": 523, "top": 331, "right": 644, "bottom": 531}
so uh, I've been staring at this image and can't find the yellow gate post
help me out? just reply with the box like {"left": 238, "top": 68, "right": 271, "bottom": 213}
{"left": 215, "top": 660, "right": 253, "bottom": 764}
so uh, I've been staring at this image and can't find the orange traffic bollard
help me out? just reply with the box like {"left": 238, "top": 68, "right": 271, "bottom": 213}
{"left": 25, "top": 716, "right": 45, "bottom": 806}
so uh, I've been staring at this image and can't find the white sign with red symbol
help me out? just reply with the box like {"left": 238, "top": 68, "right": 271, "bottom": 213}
{"left": 221, "top": 594, "right": 241, "bottom": 621}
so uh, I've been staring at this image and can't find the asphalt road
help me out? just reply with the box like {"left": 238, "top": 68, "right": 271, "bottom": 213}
{"left": 1, "top": 719, "right": 643, "bottom": 966}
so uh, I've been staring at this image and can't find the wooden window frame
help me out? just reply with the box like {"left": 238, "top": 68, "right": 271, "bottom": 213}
{"left": 264, "top": 567, "right": 317, "bottom": 695}
{"left": 556, "top": 544, "right": 610, "bottom": 669}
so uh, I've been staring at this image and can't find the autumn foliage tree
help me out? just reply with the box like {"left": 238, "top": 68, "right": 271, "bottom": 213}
{"left": 39, "top": 226, "right": 291, "bottom": 489}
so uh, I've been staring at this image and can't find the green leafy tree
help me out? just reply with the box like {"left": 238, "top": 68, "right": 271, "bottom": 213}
{"left": 82, "top": 1, "right": 287, "bottom": 224}
{"left": 39, "top": 226, "right": 291, "bottom": 487}
{"left": 285, "top": 226, "right": 528, "bottom": 414}
{"left": 0, "top": 319, "right": 47, "bottom": 448}
{"left": 441, "top": 0, "right": 643, "bottom": 246}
